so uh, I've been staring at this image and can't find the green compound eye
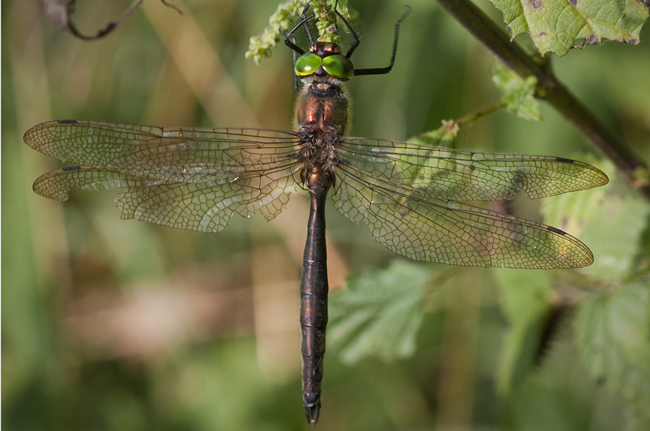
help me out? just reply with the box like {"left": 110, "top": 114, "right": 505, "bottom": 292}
{"left": 295, "top": 53, "right": 322, "bottom": 77}
{"left": 322, "top": 55, "right": 354, "bottom": 79}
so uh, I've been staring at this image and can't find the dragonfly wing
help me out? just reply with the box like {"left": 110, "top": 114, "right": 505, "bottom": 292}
{"left": 34, "top": 167, "right": 299, "bottom": 233}
{"left": 27, "top": 120, "right": 302, "bottom": 233}
{"left": 24, "top": 120, "right": 300, "bottom": 184}
{"left": 33, "top": 167, "right": 154, "bottom": 201}
{"left": 332, "top": 164, "right": 593, "bottom": 269}
{"left": 115, "top": 176, "right": 297, "bottom": 233}
{"left": 337, "top": 137, "right": 608, "bottom": 201}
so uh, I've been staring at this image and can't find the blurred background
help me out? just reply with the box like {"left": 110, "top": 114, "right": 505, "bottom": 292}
{"left": 3, "top": 0, "right": 650, "bottom": 430}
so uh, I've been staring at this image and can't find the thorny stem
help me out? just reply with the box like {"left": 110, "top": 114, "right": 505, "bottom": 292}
{"left": 436, "top": 0, "right": 650, "bottom": 200}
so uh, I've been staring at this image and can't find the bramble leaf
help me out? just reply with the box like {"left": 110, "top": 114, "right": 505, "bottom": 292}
{"left": 492, "top": 61, "right": 541, "bottom": 121}
{"left": 327, "top": 260, "right": 432, "bottom": 364}
{"left": 541, "top": 160, "right": 650, "bottom": 281}
{"left": 575, "top": 282, "right": 650, "bottom": 429}
{"left": 490, "top": 0, "right": 649, "bottom": 56}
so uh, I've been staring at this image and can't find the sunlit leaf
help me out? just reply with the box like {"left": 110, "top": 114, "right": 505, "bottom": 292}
{"left": 490, "top": 0, "right": 649, "bottom": 56}
{"left": 575, "top": 282, "right": 650, "bottom": 429}
{"left": 541, "top": 160, "right": 650, "bottom": 281}
{"left": 328, "top": 260, "right": 432, "bottom": 364}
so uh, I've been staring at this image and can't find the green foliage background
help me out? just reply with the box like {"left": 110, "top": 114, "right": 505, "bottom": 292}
{"left": 3, "top": 0, "right": 650, "bottom": 430}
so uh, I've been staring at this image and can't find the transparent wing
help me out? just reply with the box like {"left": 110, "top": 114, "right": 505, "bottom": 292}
{"left": 25, "top": 120, "right": 303, "bottom": 233}
{"left": 332, "top": 165, "right": 593, "bottom": 268}
{"left": 337, "top": 137, "right": 608, "bottom": 201}
{"left": 332, "top": 137, "right": 606, "bottom": 269}
{"left": 25, "top": 120, "right": 300, "bottom": 183}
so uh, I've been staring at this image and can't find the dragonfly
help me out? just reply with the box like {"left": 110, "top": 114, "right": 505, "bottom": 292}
{"left": 24, "top": 3, "right": 608, "bottom": 425}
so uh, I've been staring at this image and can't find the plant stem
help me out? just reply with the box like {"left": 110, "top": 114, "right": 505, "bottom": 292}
{"left": 436, "top": 0, "right": 650, "bottom": 199}
{"left": 456, "top": 100, "right": 506, "bottom": 128}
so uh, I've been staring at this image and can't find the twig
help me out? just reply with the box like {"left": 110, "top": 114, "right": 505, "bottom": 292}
{"left": 436, "top": 0, "right": 650, "bottom": 200}
{"left": 456, "top": 100, "right": 506, "bottom": 128}
{"left": 43, "top": 0, "right": 181, "bottom": 41}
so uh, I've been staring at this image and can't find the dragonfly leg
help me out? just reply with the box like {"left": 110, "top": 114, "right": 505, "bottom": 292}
{"left": 353, "top": 6, "right": 411, "bottom": 75}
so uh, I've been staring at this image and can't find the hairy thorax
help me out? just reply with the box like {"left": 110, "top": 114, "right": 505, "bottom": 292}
{"left": 295, "top": 76, "right": 349, "bottom": 194}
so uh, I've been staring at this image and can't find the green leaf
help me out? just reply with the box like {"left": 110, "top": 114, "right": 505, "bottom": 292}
{"left": 492, "top": 269, "right": 555, "bottom": 395}
{"left": 490, "top": 0, "right": 649, "bottom": 56}
{"left": 541, "top": 159, "right": 650, "bottom": 281}
{"left": 575, "top": 282, "right": 650, "bottom": 429}
{"left": 492, "top": 61, "right": 541, "bottom": 121}
{"left": 580, "top": 191, "right": 650, "bottom": 281}
{"left": 407, "top": 120, "right": 459, "bottom": 148}
{"left": 327, "top": 260, "right": 432, "bottom": 364}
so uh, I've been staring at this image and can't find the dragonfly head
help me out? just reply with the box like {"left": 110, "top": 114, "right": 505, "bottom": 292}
{"left": 294, "top": 42, "right": 354, "bottom": 81}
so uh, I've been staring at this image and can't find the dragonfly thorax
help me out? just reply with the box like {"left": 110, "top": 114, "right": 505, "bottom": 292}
{"left": 295, "top": 77, "right": 348, "bottom": 135}
{"left": 295, "top": 75, "right": 346, "bottom": 195}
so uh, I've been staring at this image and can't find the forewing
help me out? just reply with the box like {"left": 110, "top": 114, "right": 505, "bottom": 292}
{"left": 332, "top": 164, "right": 594, "bottom": 269}
{"left": 24, "top": 120, "right": 300, "bottom": 183}
{"left": 26, "top": 120, "right": 302, "bottom": 233}
{"left": 337, "top": 137, "right": 608, "bottom": 201}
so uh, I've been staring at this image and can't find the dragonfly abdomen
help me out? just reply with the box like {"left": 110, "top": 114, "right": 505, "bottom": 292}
{"left": 300, "top": 186, "right": 330, "bottom": 424}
